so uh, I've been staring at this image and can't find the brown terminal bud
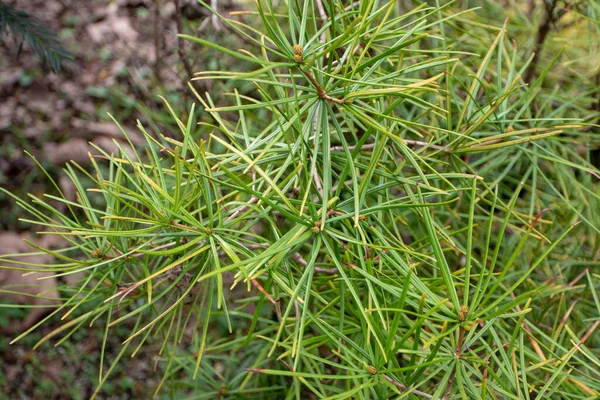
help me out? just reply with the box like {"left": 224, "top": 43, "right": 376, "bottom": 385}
{"left": 294, "top": 54, "right": 304, "bottom": 63}
{"left": 91, "top": 249, "right": 103, "bottom": 258}
{"left": 367, "top": 365, "right": 377, "bottom": 375}
{"left": 458, "top": 304, "right": 469, "bottom": 322}
{"left": 312, "top": 220, "right": 321, "bottom": 233}
{"left": 293, "top": 44, "right": 303, "bottom": 55}
{"left": 205, "top": 227, "right": 213, "bottom": 235}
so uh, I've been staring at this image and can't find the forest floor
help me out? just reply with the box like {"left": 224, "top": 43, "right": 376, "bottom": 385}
{"left": 0, "top": 0, "right": 236, "bottom": 397}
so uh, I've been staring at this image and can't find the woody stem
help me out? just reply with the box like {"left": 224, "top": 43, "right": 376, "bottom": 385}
{"left": 300, "top": 69, "right": 344, "bottom": 105}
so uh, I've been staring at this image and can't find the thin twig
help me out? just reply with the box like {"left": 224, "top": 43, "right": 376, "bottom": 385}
{"left": 330, "top": 140, "right": 450, "bottom": 153}
{"left": 300, "top": 69, "right": 345, "bottom": 104}
{"left": 444, "top": 369, "right": 456, "bottom": 399}
{"left": 444, "top": 324, "right": 466, "bottom": 399}
{"left": 343, "top": 1, "right": 360, "bottom": 11}
{"left": 524, "top": 0, "right": 560, "bottom": 83}
{"left": 251, "top": 278, "right": 276, "bottom": 304}
{"left": 566, "top": 268, "right": 588, "bottom": 288}
{"left": 579, "top": 320, "right": 600, "bottom": 344}
{"left": 225, "top": 195, "right": 259, "bottom": 222}
{"left": 171, "top": 221, "right": 201, "bottom": 232}
{"left": 456, "top": 326, "right": 466, "bottom": 357}
{"left": 559, "top": 300, "right": 578, "bottom": 328}
{"left": 381, "top": 373, "right": 433, "bottom": 398}
{"left": 404, "top": 140, "right": 451, "bottom": 153}
{"left": 291, "top": 252, "right": 307, "bottom": 267}
{"left": 314, "top": 267, "right": 338, "bottom": 274}
{"left": 210, "top": 0, "right": 222, "bottom": 30}
{"left": 313, "top": 163, "right": 324, "bottom": 197}
{"left": 315, "top": 0, "right": 327, "bottom": 42}
{"left": 511, "top": 293, "right": 547, "bottom": 361}
{"left": 291, "top": 251, "right": 337, "bottom": 274}
{"left": 280, "top": 360, "right": 295, "bottom": 372}
{"left": 330, "top": 143, "right": 375, "bottom": 152}
{"left": 174, "top": 0, "right": 194, "bottom": 82}
{"left": 153, "top": 0, "right": 162, "bottom": 79}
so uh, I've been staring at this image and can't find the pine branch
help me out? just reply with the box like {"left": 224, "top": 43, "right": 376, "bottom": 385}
{"left": 0, "top": 1, "right": 73, "bottom": 72}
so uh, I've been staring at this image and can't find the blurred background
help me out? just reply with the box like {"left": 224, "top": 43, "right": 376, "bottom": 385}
{"left": 0, "top": 0, "right": 598, "bottom": 398}
{"left": 1, "top": 1, "right": 246, "bottom": 397}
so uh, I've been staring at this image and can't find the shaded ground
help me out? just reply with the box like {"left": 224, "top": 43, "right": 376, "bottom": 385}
{"left": 0, "top": 0, "right": 236, "bottom": 397}
{"left": 1, "top": 0, "right": 193, "bottom": 231}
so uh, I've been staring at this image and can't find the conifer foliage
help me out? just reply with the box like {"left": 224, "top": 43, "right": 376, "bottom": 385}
{"left": 1, "top": 1, "right": 599, "bottom": 398}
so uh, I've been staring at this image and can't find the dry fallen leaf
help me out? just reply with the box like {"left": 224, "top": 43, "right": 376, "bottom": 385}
{"left": 87, "top": 5, "right": 139, "bottom": 46}
{"left": 42, "top": 133, "right": 138, "bottom": 166}
{"left": 43, "top": 138, "right": 91, "bottom": 165}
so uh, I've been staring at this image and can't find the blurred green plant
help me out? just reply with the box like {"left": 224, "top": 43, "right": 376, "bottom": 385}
{"left": 1, "top": 0, "right": 599, "bottom": 399}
